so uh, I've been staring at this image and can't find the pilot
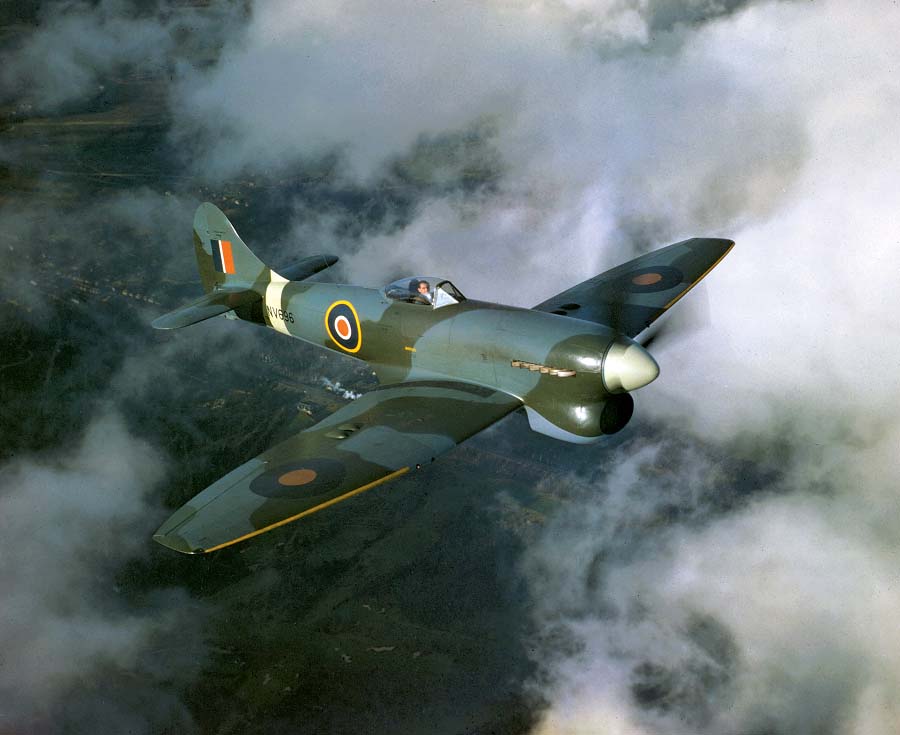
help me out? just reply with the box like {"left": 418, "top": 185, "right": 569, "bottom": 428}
{"left": 414, "top": 280, "right": 432, "bottom": 304}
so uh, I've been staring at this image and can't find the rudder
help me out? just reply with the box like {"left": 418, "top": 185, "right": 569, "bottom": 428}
{"left": 193, "top": 202, "right": 278, "bottom": 294}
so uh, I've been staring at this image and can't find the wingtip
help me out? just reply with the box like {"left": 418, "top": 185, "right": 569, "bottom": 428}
{"left": 154, "top": 504, "right": 204, "bottom": 554}
{"left": 151, "top": 315, "right": 175, "bottom": 330}
{"left": 153, "top": 531, "right": 204, "bottom": 554}
{"left": 717, "top": 240, "right": 735, "bottom": 261}
{"left": 691, "top": 236, "right": 734, "bottom": 249}
{"left": 688, "top": 237, "right": 735, "bottom": 260}
{"left": 716, "top": 238, "right": 736, "bottom": 258}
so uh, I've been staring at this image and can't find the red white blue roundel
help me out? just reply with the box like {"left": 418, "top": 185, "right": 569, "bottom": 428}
{"left": 325, "top": 300, "right": 362, "bottom": 353}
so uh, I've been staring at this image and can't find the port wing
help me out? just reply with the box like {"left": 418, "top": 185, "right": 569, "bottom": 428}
{"left": 154, "top": 381, "right": 521, "bottom": 553}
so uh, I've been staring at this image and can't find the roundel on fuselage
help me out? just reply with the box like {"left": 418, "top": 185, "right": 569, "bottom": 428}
{"left": 325, "top": 300, "right": 362, "bottom": 353}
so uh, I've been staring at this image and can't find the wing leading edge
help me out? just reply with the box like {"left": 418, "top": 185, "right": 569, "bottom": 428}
{"left": 154, "top": 381, "right": 521, "bottom": 554}
{"left": 534, "top": 237, "right": 734, "bottom": 337}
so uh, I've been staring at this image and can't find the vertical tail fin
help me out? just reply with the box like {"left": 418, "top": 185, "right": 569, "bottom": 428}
{"left": 193, "top": 202, "right": 281, "bottom": 294}
{"left": 153, "top": 203, "right": 339, "bottom": 331}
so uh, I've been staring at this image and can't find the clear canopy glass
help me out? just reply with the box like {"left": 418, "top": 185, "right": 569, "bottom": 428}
{"left": 383, "top": 277, "right": 466, "bottom": 309}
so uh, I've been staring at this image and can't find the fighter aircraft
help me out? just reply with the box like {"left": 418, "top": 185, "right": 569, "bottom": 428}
{"left": 152, "top": 203, "right": 733, "bottom": 554}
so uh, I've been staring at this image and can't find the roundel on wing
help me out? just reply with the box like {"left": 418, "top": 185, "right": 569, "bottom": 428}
{"left": 325, "top": 300, "right": 362, "bottom": 353}
{"left": 249, "top": 458, "right": 347, "bottom": 498}
{"left": 621, "top": 266, "right": 683, "bottom": 293}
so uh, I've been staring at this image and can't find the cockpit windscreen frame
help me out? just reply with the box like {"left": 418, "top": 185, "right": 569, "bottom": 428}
{"left": 383, "top": 277, "right": 466, "bottom": 309}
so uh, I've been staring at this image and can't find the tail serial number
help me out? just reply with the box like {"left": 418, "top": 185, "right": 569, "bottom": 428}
{"left": 266, "top": 305, "right": 295, "bottom": 323}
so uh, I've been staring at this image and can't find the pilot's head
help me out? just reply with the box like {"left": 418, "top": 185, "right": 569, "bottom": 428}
{"left": 417, "top": 281, "right": 430, "bottom": 294}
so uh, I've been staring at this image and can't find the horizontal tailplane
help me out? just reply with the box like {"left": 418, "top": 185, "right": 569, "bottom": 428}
{"left": 151, "top": 288, "right": 260, "bottom": 330}
{"left": 279, "top": 254, "right": 339, "bottom": 281}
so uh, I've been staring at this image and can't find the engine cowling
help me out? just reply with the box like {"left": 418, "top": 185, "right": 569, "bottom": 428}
{"left": 517, "top": 335, "right": 654, "bottom": 443}
{"left": 525, "top": 393, "right": 634, "bottom": 443}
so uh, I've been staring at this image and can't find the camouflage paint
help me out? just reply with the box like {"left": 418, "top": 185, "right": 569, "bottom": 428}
{"left": 151, "top": 203, "right": 733, "bottom": 553}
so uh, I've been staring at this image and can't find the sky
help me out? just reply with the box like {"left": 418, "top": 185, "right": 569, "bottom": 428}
{"left": 2, "top": 0, "right": 900, "bottom": 733}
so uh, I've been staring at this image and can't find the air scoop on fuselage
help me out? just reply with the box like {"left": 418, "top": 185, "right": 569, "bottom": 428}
{"left": 601, "top": 337, "right": 660, "bottom": 393}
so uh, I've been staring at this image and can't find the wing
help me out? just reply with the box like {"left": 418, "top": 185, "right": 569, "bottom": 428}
{"left": 154, "top": 381, "right": 521, "bottom": 554}
{"left": 534, "top": 237, "right": 734, "bottom": 337}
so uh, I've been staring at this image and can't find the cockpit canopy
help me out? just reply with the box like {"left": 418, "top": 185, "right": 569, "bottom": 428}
{"left": 383, "top": 277, "right": 466, "bottom": 309}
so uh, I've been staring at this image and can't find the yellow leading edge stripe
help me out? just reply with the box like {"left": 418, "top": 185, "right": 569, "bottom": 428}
{"left": 203, "top": 466, "right": 410, "bottom": 553}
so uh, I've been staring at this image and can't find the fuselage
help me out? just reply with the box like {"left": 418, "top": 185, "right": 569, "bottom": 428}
{"left": 230, "top": 281, "right": 655, "bottom": 443}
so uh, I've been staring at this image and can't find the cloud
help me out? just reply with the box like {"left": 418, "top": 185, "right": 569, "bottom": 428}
{"left": 171, "top": 0, "right": 524, "bottom": 180}
{"left": 160, "top": 7, "right": 900, "bottom": 730}
{"left": 634, "top": 1, "right": 900, "bottom": 439}
{"left": 196, "top": 0, "right": 899, "bottom": 469}
{"left": 0, "top": 0, "right": 242, "bottom": 113}
{"left": 5, "top": 0, "right": 900, "bottom": 731}
{"left": 0, "top": 408, "right": 203, "bottom": 732}
{"left": 0, "top": 188, "right": 201, "bottom": 323}
{"left": 168, "top": 0, "right": 767, "bottom": 183}
{"left": 522, "top": 426, "right": 900, "bottom": 735}
{"left": 382, "top": 2, "right": 900, "bottom": 734}
{"left": 173, "top": 0, "right": 805, "bottom": 305}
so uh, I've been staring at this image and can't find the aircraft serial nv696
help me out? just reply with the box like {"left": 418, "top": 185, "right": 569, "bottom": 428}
{"left": 152, "top": 203, "right": 733, "bottom": 554}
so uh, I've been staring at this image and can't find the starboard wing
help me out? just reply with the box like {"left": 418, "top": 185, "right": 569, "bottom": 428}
{"left": 534, "top": 238, "right": 734, "bottom": 337}
{"left": 154, "top": 381, "right": 521, "bottom": 554}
